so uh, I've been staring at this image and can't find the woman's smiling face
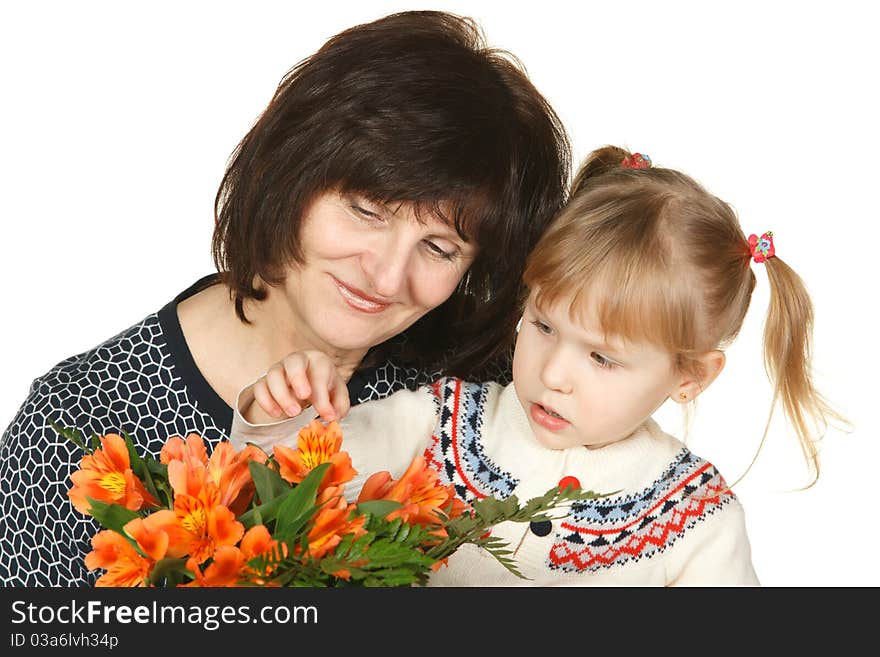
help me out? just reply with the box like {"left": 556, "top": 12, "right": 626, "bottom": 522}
{"left": 512, "top": 289, "right": 680, "bottom": 450}
{"left": 278, "top": 191, "right": 477, "bottom": 356}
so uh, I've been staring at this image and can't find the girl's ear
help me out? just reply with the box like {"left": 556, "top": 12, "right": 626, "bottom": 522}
{"left": 672, "top": 350, "right": 726, "bottom": 403}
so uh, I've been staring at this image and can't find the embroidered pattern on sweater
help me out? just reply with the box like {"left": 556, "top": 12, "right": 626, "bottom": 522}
{"left": 548, "top": 449, "right": 734, "bottom": 572}
{"left": 423, "top": 378, "right": 517, "bottom": 504}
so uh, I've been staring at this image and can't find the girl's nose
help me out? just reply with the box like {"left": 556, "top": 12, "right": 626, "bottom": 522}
{"left": 540, "top": 345, "right": 573, "bottom": 394}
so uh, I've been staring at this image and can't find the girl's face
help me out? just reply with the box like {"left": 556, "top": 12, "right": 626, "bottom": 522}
{"left": 280, "top": 192, "right": 476, "bottom": 357}
{"left": 512, "top": 290, "right": 680, "bottom": 450}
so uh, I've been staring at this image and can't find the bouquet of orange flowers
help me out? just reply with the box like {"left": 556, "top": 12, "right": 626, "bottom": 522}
{"left": 55, "top": 420, "right": 601, "bottom": 587}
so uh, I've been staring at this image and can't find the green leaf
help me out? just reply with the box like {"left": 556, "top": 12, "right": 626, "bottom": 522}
{"left": 84, "top": 499, "right": 144, "bottom": 556}
{"left": 49, "top": 421, "right": 89, "bottom": 452}
{"left": 274, "top": 462, "right": 331, "bottom": 542}
{"left": 86, "top": 498, "right": 140, "bottom": 534}
{"left": 471, "top": 494, "right": 520, "bottom": 523}
{"left": 145, "top": 457, "right": 168, "bottom": 479}
{"left": 249, "top": 460, "right": 290, "bottom": 504}
{"left": 148, "top": 557, "right": 191, "bottom": 586}
{"left": 119, "top": 431, "right": 164, "bottom": 502}
{"left": 120, "top": 431, "right": 155, "bottom": 490}
{"left": 144, "top": 459, "right": 173, "bottom": 507}
{"left": 355, "top": 499, "right": 403, "bottom": 519}
{"left": 420, "top": 484, "right": 618, "bottom": 580}
{"left": 238, "top": 494, "right": 286, "bottom": 530}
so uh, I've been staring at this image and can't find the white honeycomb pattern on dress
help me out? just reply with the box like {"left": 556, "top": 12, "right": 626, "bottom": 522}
{"left": 0, "top": 314, "right": 230, "bottom": 586}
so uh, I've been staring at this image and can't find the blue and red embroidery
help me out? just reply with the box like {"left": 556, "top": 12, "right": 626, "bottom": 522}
{"left": 549, "top": 450, "right": 734, "bottom": 572}
{"left": 423, "top": 378, "right": 517, "bottom": 503}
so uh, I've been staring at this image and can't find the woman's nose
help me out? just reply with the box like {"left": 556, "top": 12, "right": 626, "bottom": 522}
{"left": 540, "top": 345, "right": 573, "bottom": 394}
{"left": 361, "top": 233, "right": 412, "bottom": 299}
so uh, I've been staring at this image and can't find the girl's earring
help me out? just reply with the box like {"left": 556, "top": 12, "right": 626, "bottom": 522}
{"left": 679, "top": 392, "right": 688, "bottom": 401}
{"left": 516, "top": 317, "right": 523, "bottom": 333}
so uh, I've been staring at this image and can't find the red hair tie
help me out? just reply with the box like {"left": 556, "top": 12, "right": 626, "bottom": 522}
{"left": 621, "top": 152, "right": 652, "bottom": 169}
{"left": 748, "top": 231, "right": 775, "bottom": 263}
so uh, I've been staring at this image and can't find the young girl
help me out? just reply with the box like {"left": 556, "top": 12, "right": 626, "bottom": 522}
{"left": 230, "top": 146, "right": 840, "bottom": 586}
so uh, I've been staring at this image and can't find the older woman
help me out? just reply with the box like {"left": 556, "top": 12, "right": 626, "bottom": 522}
{"left": 0, "top": 10, "right": 570, "bottom": 586}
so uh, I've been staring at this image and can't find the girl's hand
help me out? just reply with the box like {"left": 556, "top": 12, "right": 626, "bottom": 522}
{"left": 243, "top": 350, "right": 351, "bottom": 424}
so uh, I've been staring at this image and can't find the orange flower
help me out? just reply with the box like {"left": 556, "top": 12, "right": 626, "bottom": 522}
{"left": 85, "top": 530, "right": 153, "bottom": 587}
{"left": 240, "top": 524, "right": 286, "bottom": 562}
{"left": 304, "top": 486, "right": 366, "bottom": 560}
{"left": 173, "top": 487, "right": 244, "bottom": 564}
{"left": 184, "top": 525, "right": 287, "bottom": 587}
{"left": 159, "top": 432, "right": 208, "bottom": 467}
{"left": 163, "top": 434, "right": 267, "bottom": 516}
{"left": 160, "top": 435, "right": 258, "bottom": 564}
{"left": 185, "top": 546, "right": 246, "bottom": 587}
{"left": 68, "top": 433, "right": 158, "bottom": 515}
{"left": 272, "top": 420, "right": 356, "bottom": 490}
{"left": 358, "top": 456, "right": 465, "bottom": 538}
{"left": 206, "top": 441, "right": 268, "bottom": 515}
{"left": 125, "top": 509, "right": 187, "bottom": 560}
{"left": 85, "top": 508, "right": 195, "bottom": 587}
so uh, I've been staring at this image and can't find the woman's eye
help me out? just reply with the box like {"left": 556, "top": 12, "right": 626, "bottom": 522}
{"left": 530, "top": 319, "right": 553, "bottom": 335}
{"left": 350, "top": 204, "right": 383, "bottom": 221}
{"left": 424, "top": 240, "right": 458, "bottom": 261}
{"left": 591, "top": 352, "right": 615, "bottom": 369}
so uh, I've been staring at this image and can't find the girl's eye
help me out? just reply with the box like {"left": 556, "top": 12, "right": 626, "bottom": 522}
{"left": 591, "top": 352, "right": 616, "bottom": 369}
{"left": 424, "top": 240, "right": 459, "bottom": 261}
{"left": 530, "top": 319, "right": 553, "bottom": 335}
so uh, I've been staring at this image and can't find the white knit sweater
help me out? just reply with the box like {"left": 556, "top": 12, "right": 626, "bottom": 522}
{"left": 230, "top": 378, "right": 759, "bottom": 587}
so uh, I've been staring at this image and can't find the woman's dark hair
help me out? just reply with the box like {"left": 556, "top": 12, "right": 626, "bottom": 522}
{"left": 212, "top": 10, "right": 571, "bottom": 379}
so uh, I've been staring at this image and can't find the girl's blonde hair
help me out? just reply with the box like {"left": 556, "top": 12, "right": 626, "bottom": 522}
{"left": 523, "top": 145, "right": 844, "bottom": 484}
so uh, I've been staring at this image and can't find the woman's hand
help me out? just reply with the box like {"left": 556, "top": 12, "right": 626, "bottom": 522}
{"left": 242, "top": 350, "right": 351, "bottom": 424}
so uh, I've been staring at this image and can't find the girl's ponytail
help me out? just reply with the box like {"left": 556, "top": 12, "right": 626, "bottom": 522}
{"left": 761, "top": 254, "right": 847, "bottom": 485}
{"left": 570, "top": 145, "right": 634, "bottom": 195}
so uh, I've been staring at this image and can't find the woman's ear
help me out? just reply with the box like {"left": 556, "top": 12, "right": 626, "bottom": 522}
{"left": 672, "top": 350, "right": 726, "bottom": 403}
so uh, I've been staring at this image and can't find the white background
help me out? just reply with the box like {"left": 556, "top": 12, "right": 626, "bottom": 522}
{"left": 1, "top": 1, "right": 875, "bottom": 586}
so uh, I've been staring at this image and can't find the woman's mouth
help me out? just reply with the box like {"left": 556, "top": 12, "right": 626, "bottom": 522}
{"left": 530, "top": 403, "right": 570, "bottom": 431}
{"left": 333, "top": 277, "right": 391, "bottom": 314}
